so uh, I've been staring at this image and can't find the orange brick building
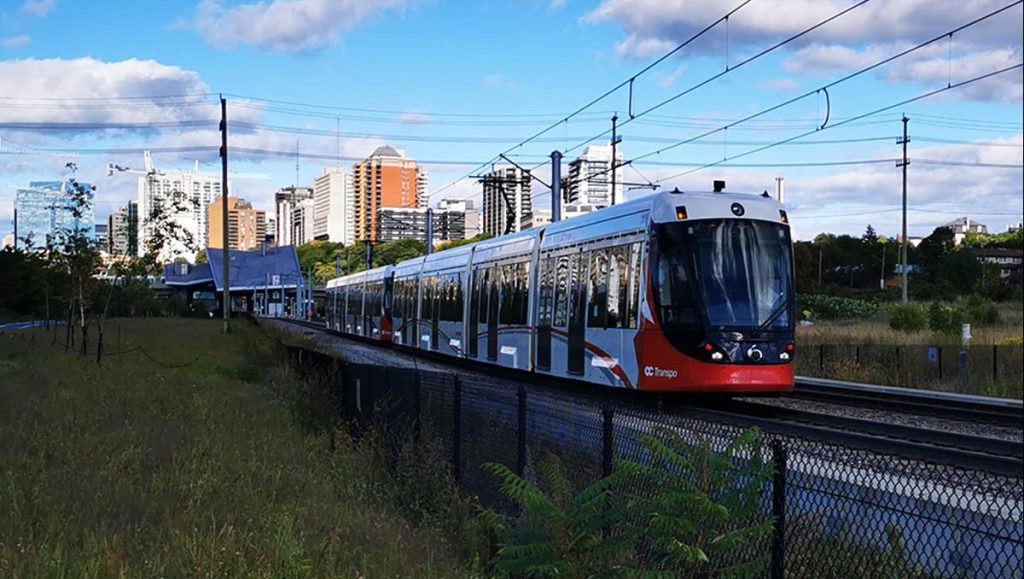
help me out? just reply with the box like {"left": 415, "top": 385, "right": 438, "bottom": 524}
{"left": 353, "top": 145, "right": 427, "bottom": 242}
{"left": 207, "top": 196, "right": 266, "bottom": 251}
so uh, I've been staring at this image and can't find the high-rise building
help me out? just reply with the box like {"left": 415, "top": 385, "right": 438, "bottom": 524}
{"left": 377, "top": 205, "right": 472, "bottom": 245}
{"left": 275, "top": 186, "right": 314, "bottom": 246}
{"left": 352, "top": 145, "right": 427, "bottom": 242}
{"left": 94, "top": 223, "right": 109, "bottom": 253}
{"left": 438, "top": 198, "right": 480, "bottom": 239}
{"left": 290, "top": 198, "right": 316, "bottom": 246}
{"left": 527, "top": 209, "right": 552, "bottom": 229}
{"left": 108, "top": 201, "right": 139, "bottom": 257}
{"left": 564, "top": 145, "right": 623, "bottom": 218}
{"left": 208, "top": 197, "right": 267, "bottom": 251}
{"left": 313, "top": 168, "right": 355, "bottom": 245}
{"left": 14, "top": 180, "right": 96, "bottom": 248}
{"left": 481, "top": 165, "right": 532, "bottom": 237}
{"left": 136, "top": 158, "right": 221, "bottom": 261}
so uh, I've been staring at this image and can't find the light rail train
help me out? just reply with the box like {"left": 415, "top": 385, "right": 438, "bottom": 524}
{"left": 325, "top": 185, "right": 795, "bottom": 393}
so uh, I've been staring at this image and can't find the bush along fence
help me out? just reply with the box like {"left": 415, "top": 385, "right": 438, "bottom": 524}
{"left": 276, "top": 343, "right": 1023, "bottom": 578}
{"left": 795, "top": 344, "right": 1024, "bottom": 399}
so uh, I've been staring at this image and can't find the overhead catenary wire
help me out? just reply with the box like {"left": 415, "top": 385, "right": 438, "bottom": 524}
{"left": 428, "top": 0, "right": 760, "bottom": 201}
{"left": 650, "top": 62, "right": 1024, "bottom": 184}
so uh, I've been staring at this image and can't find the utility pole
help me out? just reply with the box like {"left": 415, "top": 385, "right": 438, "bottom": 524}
{"left": 220, "top": 95, "right": 231, "bottom": 331}
{"left": 551, "top": 151, "right": 562, "bottom": 223}
{"left": 610, "top": 114, "right": 620, "bottom": 206}
{"left": 12, "top": 208, "right": 17, "bottom": 251}
{"left": 897, "top": 115, "right": 910, "bottom": 304}
{"left": 426, "top": 207, "right": 434, "bottom": 255}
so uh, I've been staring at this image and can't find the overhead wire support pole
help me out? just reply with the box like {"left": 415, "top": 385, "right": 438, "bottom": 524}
{"left": 220, "top": 94, "right": 231, "bottom": 332}
{"left": 898, "top": 115, "right": 910, "bottom": 304}
{"left": 611, "top": 113, "right": 619, "bottom": 206}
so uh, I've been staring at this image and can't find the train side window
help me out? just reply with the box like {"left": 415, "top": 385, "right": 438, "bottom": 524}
{"left": 516, "top": 262, "right": 529, "bottom": 325}
{"left": 587, "top": 249, "right": 609, "bottom": 328}
{"left": 453, "top": 273, "right": 464, "bottom": 322}
{"left": 478, "top": 268, "right": 489, "bottom": 324}
{"left": 553, "top": 255, "right": 569, "bottom": 327}
{"left": 627, "top": 242, "right": 642, "bottom": 328}
{"left": 422, "top": 277, "right": 432, "bottom": 321}
{"left": 538, "top": 257, "right": 554, "bottom": 326}
{"left": 498, "top": 265, "right": 511, "bottom": 325}
{"left": 608, "top": 245, "right": 629, "bottom": 328}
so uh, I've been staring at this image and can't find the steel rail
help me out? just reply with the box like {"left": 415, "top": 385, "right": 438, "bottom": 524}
{"left": 792, "top": 376, "right": 1024, "bottom": 428}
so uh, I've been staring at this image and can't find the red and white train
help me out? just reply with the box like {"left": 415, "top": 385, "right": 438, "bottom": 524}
{"left": 325, "top": 186, "right": 795, "bottom": 394}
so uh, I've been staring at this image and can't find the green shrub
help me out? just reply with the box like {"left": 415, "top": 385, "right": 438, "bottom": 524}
{"left": 799, "top": 295, "right": 879, "bottom": 320}
{"left": 965, "top": 296, "right": 1000, "bottom": 326}
{"left": 888, "top": 303, "right": 928, "bottom": 332}
{"left": 928, "top": 302, "right": 966, "bottom": 336}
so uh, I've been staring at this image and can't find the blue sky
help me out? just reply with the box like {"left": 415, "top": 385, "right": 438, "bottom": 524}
{"left": 2, "top": 0, "right": 1022, "bottom": 242}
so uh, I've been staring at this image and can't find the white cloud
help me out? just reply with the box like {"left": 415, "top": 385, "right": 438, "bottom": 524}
{"left": 396, "top": 110, "right": 432, "bottom": 124}
{"left": 760, "top": 78, "right": 800, "bottom": 92}
{"left": 22, "top": 0, "right": 56, "bottom": 17}
{"left": 648, "top": 134, "right": 1023, "bottom": 239}
{"left": 585, "top": 0, "right": 1022, "bottom": 58}
{"left": 784, "top": 42, "right": 1022, "bottom": 103}
{"left": 655, "top": 64, "right": 686, "bottom": 87}
{"left": 550, "top": 0, "right": 567, "bottom": 9}
{"left": 190, "top": 0, "right": 409, "bottom": 53}
{"left": 483, "top": 74, "right": 517, "bottom": 89}
{"left": 2, "top": 35, "right": 31, "bottom": 48}
{"left": 0, "top": 58, "right": 215, "bottom": 127}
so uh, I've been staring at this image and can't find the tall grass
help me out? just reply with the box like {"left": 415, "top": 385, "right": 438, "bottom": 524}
{"left": 0, "top": 319, "right": 467, "bottom": 577}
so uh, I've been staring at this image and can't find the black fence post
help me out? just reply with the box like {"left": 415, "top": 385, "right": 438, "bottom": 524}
{"left": 452, "top": 374, "right": 462, "bottom": 485}
{"left": 938, "top": 345, "right": 944, "bottom": 381}
{"left": 517, "top": 384, "right": 527, "bottom": 478}
{"left": 602, "top": 405, "right": 614, "bottom": 478}
{"left": 818, "top": 345, "right": 824, "bottom": 373}
{"left": 855, "top": 345, "right": 860, "bottom": 366}
{"left": 992, "top": 345, "right": 998, "bottom": 382}
{"left": 770, "top": 439, "right": 787, "bottom": 579}
{"left": 896, "top": 346, "right": 902, "bottom": 386}
{"left": 412, "top": 370, "right": 422, "bottom": 444}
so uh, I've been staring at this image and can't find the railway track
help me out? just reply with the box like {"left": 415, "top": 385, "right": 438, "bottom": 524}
{"left": 269, "top": 317, "right": 1023, "bottom": 477}
{"left": 791, "top": 376, "right": 1024, "bottom": 428}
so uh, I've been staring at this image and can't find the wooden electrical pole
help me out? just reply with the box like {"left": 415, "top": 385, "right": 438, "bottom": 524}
{"left": 220, "top": 95, "right": 231, "bottom": 331}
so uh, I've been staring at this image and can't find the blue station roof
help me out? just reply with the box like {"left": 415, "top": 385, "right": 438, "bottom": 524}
{"left": 207, "top": 245, "right": 302, "bottom": 291}
{"left": 163, "top": 245, "right": 302, "bottom": 291}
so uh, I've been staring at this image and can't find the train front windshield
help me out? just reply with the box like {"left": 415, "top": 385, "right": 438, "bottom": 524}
{"left": 654, "top": 220, "right": 793, "bottom": 330}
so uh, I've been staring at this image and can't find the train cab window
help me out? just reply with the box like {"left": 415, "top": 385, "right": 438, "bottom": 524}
{"left": 587, "top": 249, "right": 609, "bottom": 328}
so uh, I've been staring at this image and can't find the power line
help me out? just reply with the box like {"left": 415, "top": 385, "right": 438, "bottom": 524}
{"left": 429, "top": 0, "right": 758, "bottom": 201}
{"left": 652, "top": 63, "right": 1024, "bottom": 184}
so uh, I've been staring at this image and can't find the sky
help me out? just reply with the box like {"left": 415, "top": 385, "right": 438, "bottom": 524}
{"left": 1, "top": 0, "right": 1022, "bottom": 242}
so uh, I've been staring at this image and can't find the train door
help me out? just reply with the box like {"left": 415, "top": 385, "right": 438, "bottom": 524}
{"left": 568, "top": 253, "right": 586, "bottom": 375}
{"left": 431, "top": 276, "right": 441, "bottom": 350}
{"left": 536, "top": 256, "right": 553, "bottom": 370}
{"left": 487, "top": 267, "right": 499, "bottom": 362}
{"left": 468, "top": 269, "right": 480, "bottom": 358}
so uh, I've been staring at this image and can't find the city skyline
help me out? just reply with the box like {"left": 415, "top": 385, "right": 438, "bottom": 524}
{"left": 1, "top": 0, "right": 1021, "bottom": 243}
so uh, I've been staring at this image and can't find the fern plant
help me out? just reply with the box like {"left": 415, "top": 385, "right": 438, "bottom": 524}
{"left": 480, "top": 455, "right": 636, "bottom": 578}
{"left": 624, "top": 427, "right": 774, "bottom": 578}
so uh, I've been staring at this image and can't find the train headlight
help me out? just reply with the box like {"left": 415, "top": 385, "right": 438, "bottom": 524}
{"left": 711, "top": 351, "right": 724, "bottom": 361}
{"left": 779, "top": 352, "right": 790, "bottom": 361}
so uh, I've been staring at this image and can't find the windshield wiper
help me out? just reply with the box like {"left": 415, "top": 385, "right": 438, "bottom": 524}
{"left": 755, "top": 298, "right": 790, "bottom": 334}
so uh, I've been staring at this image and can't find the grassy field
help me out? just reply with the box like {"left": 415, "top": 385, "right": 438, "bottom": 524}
{"left": 0, "top": 318, "right": 471, "bottom": 578}
{"left": 795, "top": 301, "right": 1024, "bottom": 346}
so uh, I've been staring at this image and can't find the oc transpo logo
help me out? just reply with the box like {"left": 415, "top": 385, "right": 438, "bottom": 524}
{"left": 644, "top": 366, "right": 678, "bottom": 379}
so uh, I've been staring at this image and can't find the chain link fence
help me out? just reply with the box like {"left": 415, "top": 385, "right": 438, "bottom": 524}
{"left": 797, "top": 344, "right": 1024, "bottom": 400}
{"left": 280, "top": 343, "right": 1023, "bottom": 577}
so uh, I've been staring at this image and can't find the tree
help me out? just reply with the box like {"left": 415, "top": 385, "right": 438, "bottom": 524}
{"left": 435, "top": 232, "right": 493, "bottom": 252}
{"left": 862, "top": 224, "right": 878, "bottom": 244}
{"left": 195, "top": 248, "right": 208, "bottom": 264}
{"left": 372, "top": 238, "right": 425, "bottom": 267}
